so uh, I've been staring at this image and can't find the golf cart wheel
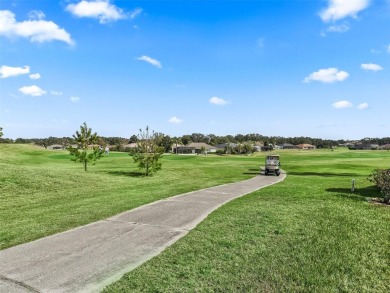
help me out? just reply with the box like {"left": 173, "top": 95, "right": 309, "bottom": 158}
{"left": 265, "top": 169, "right": 269, "bottom": 175}
{"left": 275, "top": 170, "right": 280, "bottom": 176}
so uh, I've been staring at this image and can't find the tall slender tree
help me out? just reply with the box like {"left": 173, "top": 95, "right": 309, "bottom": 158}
{"left": 0, "top": 127, "right": 3, "bottom": 138}
{"left": 68, "top": 122, "right": 103, "bottom": 171}
{"left": 130, "top": 126, "right": 163, "bottom": 176}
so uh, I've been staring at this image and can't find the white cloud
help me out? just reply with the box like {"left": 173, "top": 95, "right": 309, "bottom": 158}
{"left": 137, "top": 55, "right": 162, "bottom": 68}
{"left": 332, "top": 100, "right": 353, "bottom": 109}
{"left": 66, "top": 0, "right": 126, "bottom": 24}
{"left": 168, "top": 116, "right": 182, "bottom": 124}
{"left": 130, "top": 8, "right": 142, "bottom": 19}
{"left": 0, "top": 65, "right": 30, "bottom": 78}
{"left": 29, "top": 73, "right": 41, "bottom": 79}
{"left": 19, "top": 85, "right": 46, "bottom": 96}
{"left": 357, "top": 102, "right": 369, "bottom": 109}
{"left": 0, "top": 10, "right": 74, "bottom": 45}
{"left": 361, "top": 63, "right": 383, "bottom": 71}
{"left": 304, "top": 68, "right": 349, "bottom": 83}
{"left": 51, "top": 91, "right": 63, "bottom": 96}
{"left": 320, "top": 0, "right": 370, "bottom": 22}
{"left": 70, "top": 96, "right": 80, "bottom": 102}
{"left": 209, "top": 96, "right": 228, "bottom": 105}
{"left": 27, "top": 10, "right": 45, "bottom": 20}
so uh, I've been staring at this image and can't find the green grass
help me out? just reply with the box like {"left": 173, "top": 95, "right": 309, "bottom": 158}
{"left": 0, "top": 144, "right": 259, "bottom": 249}
{"left": 103, "top": 148, "right": 390, "bottom": 293}
{"left": 1, "top": 145, "right": 389, "bottom": 292}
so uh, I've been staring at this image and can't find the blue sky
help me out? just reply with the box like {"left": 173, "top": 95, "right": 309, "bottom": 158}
{"left": 1, "top": 0, "right": 389, "bottom": 140}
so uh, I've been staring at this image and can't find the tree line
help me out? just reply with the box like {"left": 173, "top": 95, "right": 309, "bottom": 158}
{"left": 1, "top": 132, "right": 390, "bottom": 151}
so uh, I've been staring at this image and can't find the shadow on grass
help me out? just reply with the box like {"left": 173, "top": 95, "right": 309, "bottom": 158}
{"left": 288, "top": 171, "right": 360, "bottom": 177}
{"left": 243, "top": 168, "right": 261, "bottom": 175}
{"left": 108, "top": 171, "right": 146, "bottom": 177}
{"left": 326, "top": 185, "right": 380, "bottom": 202}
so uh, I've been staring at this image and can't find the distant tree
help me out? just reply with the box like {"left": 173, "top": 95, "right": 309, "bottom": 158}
{"left": 181, "top": 135, "right": 191, "bottom": 145}
{"left": 129, "top": 135, "right": 138, "bottom": 143}
{"left": 243, "top": 142, "right": 254, "bottom": 155}
{"left": 159, "top": 134, "right": 172, "bottom": 153}
{"left": 200, "top": 146, "right": 206, "bottom": 155}
{"left": 68, "top": 122, "right": 103, "bottom": 171}
{"left": 0, "top": 127, "right": 3, "bottom": 138}
{"left": 130, "top": 126, "right": 164, "bottom": 176}
{"left": 235, "top": 143, "right": 244, "bottom": 154}
{"left": 172, "top": 137, "right": 182, "bottom": 154}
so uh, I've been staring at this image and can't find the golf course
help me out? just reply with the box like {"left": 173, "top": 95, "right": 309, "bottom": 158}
{"left": 1, "top": 144, "right": 389, "bottom": 292}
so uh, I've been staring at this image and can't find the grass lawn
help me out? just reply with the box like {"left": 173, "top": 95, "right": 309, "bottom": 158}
{"left": 0, "top": 144, "right": 260, "bottom": 250}
{"left": 1, "top": 144, "right": 389, "bottom": 292}
{"left": 103, "top": 148, "right": 390, "bottom": 292}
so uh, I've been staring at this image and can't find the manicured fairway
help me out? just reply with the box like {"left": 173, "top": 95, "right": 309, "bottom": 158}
{"left": 1, "top": 144, "right": 389, "bottom": 292}
{"left": 0, "top": 144, "right": 259, "bottom": 250}
{"left": 103, "top": 148, "right": 390, "bottom": 292}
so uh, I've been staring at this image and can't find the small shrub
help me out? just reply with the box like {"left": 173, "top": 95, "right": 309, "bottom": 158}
{"left": 216, "top": 149, "right": 225, "bottom": 156}
{"left": 368, "top": 169, "right": 390, "bottom": 204}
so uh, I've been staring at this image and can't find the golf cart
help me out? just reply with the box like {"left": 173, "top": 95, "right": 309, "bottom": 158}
{"left": 264, "top": 154, "right": 281, "bottom": 176}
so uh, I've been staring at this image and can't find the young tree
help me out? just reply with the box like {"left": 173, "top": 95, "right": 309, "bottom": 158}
{"left": 130, "top": 126, "right": 164, "bottom": 176}
{"left": 68, "top": 122, "right": 103, "bottom": 171}
{"left": 200, "top": 146, "right": 206, "bottom": 155}
{"left": 0, "top": 127, "right": 3, "bottom": 138}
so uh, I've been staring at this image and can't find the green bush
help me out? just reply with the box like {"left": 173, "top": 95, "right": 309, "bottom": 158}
{"left": 368, "top": 169, "right": 390, "bottom": 204}
{"left": 216, "top": 149, "right": 225, "bottom": 156}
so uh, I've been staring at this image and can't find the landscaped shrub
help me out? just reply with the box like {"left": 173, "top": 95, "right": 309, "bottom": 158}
{"left": 216, "top": 149, "right": 225, "bottom": 156}
{"left": 368, "top": 169, "right": 390, "bottom": 204}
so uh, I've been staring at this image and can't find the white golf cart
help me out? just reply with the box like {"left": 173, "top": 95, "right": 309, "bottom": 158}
{"left": 264, "top": 154, "right": 281, "bottom": 176}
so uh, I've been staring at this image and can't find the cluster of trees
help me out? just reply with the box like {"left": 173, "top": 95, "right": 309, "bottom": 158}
{"left": 2, "top": 129, "right": 390, "bottom": 150}
{"left": 1, "top": 123, "right": 389, "bottom": 150}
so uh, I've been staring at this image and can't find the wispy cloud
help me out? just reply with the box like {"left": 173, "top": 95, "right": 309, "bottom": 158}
{"left": 66, "top": 0, "right": 126, "bottom": 24}
{"left": 130, "top": 8, "right": 142, "bottom": 19}
{"left": 0, "top": 65, "right": 30, "bottom": 78}
{"left": 70, "top": 96, "right": 80, "bottom": 103}
{"left": 257, "top": 37, "right": 265, "bottom": 48}
{"left": 324, "top": 23, "right": 350, "bottom": 34}
{"left": 387, "top": 44, "right": 390, "bottom": 54}
{"left": 361, "top": 63, "right": 383, "bottom": 71}
{"left": 168, "top": 116, "right": 182, "bottom": 124}
{"left": 51, "top": 91, "right": 63, "bottom": 96}
{"left": 209, "top": 96, "right": 229, "bottom": 105}
{"left": 19, "top": 85, "right": 46, "bottom": 96}
{"left": 357, "top": 102, "right": 369, "bottom": 110}
{"left": 137, "top": 55, "right": 162, "bottom": 68}
{"left": 332, "top": 100, "right": 353, "bottom": 109}
{"left": 29, "top": 73, "right": 41, "bottom": 79}
{"left": 304, "top": 68, "right": 349, "bottom": 83}
{"left": 0, "top": 10, "right": 74, "bottom": 45}
{"left": 27, "top": 10, "right": 45, "bottom": 20}
{"left": 320, "top": 0, "right": 371, "bottom": 22}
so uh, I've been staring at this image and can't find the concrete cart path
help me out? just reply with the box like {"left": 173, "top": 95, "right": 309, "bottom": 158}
{"left": 0, "top": 173, "right": 286, "bottom": 293}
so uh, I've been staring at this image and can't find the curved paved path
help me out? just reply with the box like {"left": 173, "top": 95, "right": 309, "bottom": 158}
{"left": 0, "top": 172, "right": 286, "bottom": 293}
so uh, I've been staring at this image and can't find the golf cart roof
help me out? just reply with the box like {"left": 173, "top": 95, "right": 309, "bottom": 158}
{"left": 266, "top": 154, "right": 280, "bottom": 158}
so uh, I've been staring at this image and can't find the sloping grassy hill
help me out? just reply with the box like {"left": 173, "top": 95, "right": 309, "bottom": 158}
{"left": 0, "top": 144, "right": 259, "bottom": 249}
